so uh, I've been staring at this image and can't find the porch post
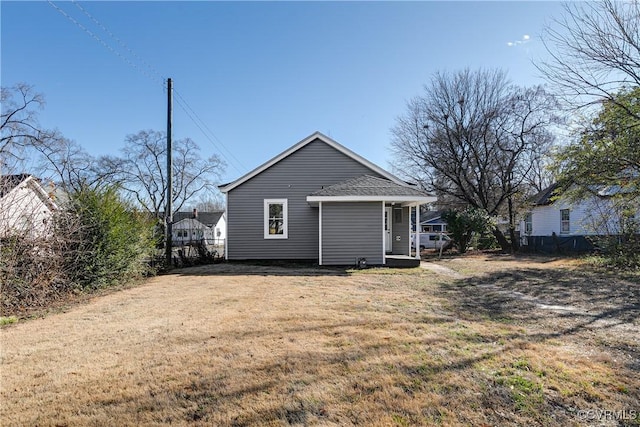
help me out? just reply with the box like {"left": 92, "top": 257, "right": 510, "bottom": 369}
{"left": 415, "top": 203, "right": 421, "bottom": 260}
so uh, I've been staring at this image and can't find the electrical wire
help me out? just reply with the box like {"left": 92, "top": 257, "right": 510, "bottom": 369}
{"left": 47, "top": 1, "right": 245, "bottom": 174}
{"left": 71, "top": 0, "right": 165, "bottom": 86}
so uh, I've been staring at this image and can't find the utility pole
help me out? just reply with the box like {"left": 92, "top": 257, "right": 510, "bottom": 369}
{"left": 165, "top": 78, "right": 173, "bottom": 266}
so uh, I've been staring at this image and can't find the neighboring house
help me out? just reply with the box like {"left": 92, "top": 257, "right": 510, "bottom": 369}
{"left": 0, "top": 174, "right": 58, "bottom": 238}
{"left": 522, "top": 183, "right": 638, "bottom": 251}
{"left": 219, "top": 132, "right": 435, "bottom": 266}
{"left": 172, "top": 209, "right": 226, "bottom": 245}
{"left": 420, "top": 210, "right": 448, "bottom": 233}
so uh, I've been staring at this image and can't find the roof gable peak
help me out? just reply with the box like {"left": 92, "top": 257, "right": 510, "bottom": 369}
{"left": 219, "top": 132, "right": 405, "bottom": 193}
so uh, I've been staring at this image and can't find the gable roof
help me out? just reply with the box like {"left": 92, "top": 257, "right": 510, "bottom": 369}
{"left": 530, "top": 183, "right": 560, "bottom": 206}
{"left": 420, "top": 210, "right": 446, "bottom": 224}
{"left": 172, "top": 211, "right": 224, "bottom": 227}
{"left": 307, "top": 175, "right": 435, "bottom": 204}
{"left": 219, "top": 132, "right": 406, "bottom": 193}
{"left": 0, "top": 174, "right": 58, "bottom": 211}
{"left": 0, "top": 174, "right": 31, "bottom": 198}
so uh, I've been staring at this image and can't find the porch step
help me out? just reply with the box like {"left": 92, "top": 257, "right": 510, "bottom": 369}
{"left": 385, "top": 255, "right": 421, "bottom": 268}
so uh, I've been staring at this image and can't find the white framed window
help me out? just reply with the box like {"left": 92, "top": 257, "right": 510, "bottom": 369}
{"left": 560, "top": 209, "right": 570, "bottom": 234}
{"left": 264, "top": 199, "right": 288, "bottom": 239}
{"left": 525, "top": 212, "right": 532, "bottom": 235}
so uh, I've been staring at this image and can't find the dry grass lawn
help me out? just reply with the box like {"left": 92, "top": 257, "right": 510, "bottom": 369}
{"left": 1, "top": 255, "right": 639, "bottom": 426}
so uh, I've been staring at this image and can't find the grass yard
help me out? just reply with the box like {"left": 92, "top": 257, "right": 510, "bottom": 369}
{"left": 1, "top": 255, "right": 638, "bottom": 426}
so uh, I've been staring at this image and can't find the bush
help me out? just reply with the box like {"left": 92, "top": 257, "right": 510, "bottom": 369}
{"left": 442, "top": 208, "right": 493, "bottom": 253}
{"left": 60, "top": 187, "right": 157, "bottom": 289}
{"left": 1, "top": 186, "right": 158, "bottom": 317}
{"left": 588, "top": 234, "right": 640, "bottom": 269}
{"left": 0, "top": 233, "right": 70, "bottom": 315}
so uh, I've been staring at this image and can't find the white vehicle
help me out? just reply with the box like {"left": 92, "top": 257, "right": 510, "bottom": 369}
{"left": 411, "top": 233, "right": 453, "bottom": 250}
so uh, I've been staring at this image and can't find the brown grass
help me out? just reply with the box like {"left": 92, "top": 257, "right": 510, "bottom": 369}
{"left": 1, "top": 257, "right": 638, "bottom": 426}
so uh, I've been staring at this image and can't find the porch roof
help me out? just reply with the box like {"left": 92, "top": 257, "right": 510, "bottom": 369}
{"left": 307, "top": 175, "right": 435, "bottom": 205}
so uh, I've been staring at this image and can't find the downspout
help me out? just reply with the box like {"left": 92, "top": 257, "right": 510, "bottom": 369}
{"left": 224, "top": 192, "right": 229, "bottom": 260}
{"left": 382, "top": 201, "right": 386, "bottom": 265}
{"left": 318, "top": 201, "right": 323, "bottom": 265}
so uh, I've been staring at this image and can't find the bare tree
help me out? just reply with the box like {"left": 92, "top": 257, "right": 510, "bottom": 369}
{"left": 190, "top": 195, "right": 225, "bottom": 212}
{"left": 103, "top": 130, "right": 225, "bottom": 220}
{"left": 539, "top": 0, "right": 640, "bottom": 117}
{"left": 391, "top": 69, "right": 561, "bottom": 252}
{"left": 31, "top": 137, "right": 120, "bottom": 192}
{"left": 0, "top": 83, "right": 60, "bottom": 172}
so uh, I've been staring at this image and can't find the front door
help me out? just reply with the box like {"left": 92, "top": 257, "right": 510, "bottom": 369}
{"left": 384, "top": 207, "right": 392, "bottom": 252}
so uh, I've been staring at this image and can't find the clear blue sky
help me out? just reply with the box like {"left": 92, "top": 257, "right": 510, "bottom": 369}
{"left": 2, "top": 1, "right": 565, "bottom": 185}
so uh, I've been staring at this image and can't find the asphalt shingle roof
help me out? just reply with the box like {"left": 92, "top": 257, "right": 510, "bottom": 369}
{"left": 530, "top": 183, "right": 560, "bottom": 206}
{"left": 173, "top": 211, "right": 223, "bottom": 227}
{"left": 309, "top": 175, "right": 430, "bottom": 198}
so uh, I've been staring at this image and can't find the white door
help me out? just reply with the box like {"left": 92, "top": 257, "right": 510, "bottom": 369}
{"left": 384, "top": 207, "right": 392, "bottom": 252}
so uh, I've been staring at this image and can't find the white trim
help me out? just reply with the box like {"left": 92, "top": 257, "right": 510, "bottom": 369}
{"left": 382, "top": 202, "right": 386, "bottom": 265}
{"left": 224, "top": 192, "right": 229, "bottom": 259}
{"left": 307, "top": 195, "right": 436, "bottom": 204}
{"left": 264, "top": 199, "right": 288, "bottom": 239}
{"left": 2, "top": 175, "right": 59, "bottom": 212}
{"left": 318, "top": 202, "right": 323, "bottom": 265}
{"left": 219, "top": 132, "right": 407, "bottom": 193}
{"left": 415, "top": 204, "right": 421, "bottom": 260}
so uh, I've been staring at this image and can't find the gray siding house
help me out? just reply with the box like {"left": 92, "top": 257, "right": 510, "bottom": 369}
{"left": 219, "top": 132, "right": 435, "bottom": 266}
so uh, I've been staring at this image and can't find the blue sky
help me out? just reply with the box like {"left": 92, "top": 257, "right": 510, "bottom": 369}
{"left": 2, "top": 1, "right": 565, "bottom": 184}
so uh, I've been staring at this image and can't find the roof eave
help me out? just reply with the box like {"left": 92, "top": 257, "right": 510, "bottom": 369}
{"left": 307, "top": 195, "right": 436, "bottom": 205}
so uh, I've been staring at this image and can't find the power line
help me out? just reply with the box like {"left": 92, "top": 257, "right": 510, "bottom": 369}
{"left": 173, "top": 89, "right": 246, "bottom": 172}
{"left": 172, "top": 94, "right": 245, "bottom": 175}
{"left": 46, "top": 1, "right": 245, "bottom": 174}
{"left": 47, "top": 0, "right": 162, "bottom": 87}
{"left": 71, "top": 0, "right": 165, "bottom": 85}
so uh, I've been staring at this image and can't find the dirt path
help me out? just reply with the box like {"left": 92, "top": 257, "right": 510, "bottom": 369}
{"left": 420, "top": 261, "right": 464, "bottom": 279}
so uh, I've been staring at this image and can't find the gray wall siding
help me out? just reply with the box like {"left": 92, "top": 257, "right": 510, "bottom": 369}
{"left": 391, "top": 205, "right": 410, "bottom": 255}
{"left": 322, "top": 202, "right": 383, "bottom": 265}
{"left": 227, "top": 139, "right": 384, "bottom": 260}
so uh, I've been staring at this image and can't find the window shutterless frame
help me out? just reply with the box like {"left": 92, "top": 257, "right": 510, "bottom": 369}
{"left": 264, "top": 199, "right": 288, "bottom": 239}
{"left": 560, "top": 209, "right": 570, "bottom": 234}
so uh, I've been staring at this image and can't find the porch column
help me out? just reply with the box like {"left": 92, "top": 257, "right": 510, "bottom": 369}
{"left": 415, "top": 204, "right": 421, "bottom": 260}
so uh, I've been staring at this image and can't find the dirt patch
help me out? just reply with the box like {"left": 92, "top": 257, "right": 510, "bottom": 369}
{"left": 1, "top": 256, "right": 638, "bottom": 426}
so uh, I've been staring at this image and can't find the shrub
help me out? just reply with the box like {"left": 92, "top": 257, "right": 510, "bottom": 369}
{"left": 59, "top": 186, "right": 157, "bottom": 289}
{"left": 0, "top": 232, "right": 70, "bottom": 315}
{"left": 442, "top": 208, "right": 493, "bottom": 253}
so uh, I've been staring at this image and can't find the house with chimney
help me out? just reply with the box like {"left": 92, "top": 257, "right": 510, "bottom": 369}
{"left": 171, "top": 209, "right": 226, "bottom": 246}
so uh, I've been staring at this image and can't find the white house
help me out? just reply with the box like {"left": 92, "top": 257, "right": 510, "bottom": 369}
{"left": 171, "top": 209, "right": 226, "bottom": 246}
{"left": 522, "top": 183, "right": 638, "bottom": 251}
{"left": 0, "top": 174, "right": 58, "bottom": 238}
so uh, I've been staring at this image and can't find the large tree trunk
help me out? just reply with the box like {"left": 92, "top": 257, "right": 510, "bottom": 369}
{"left": 492, "top": 227, "right": 512, "bottom": 253}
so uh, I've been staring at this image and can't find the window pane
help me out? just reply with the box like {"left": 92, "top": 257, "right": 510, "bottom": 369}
{"left": 269, "top": 219, "right": 283, "bottom": 235}
{"left": 269, "top": 203, "right": 283, "bottom": 218}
